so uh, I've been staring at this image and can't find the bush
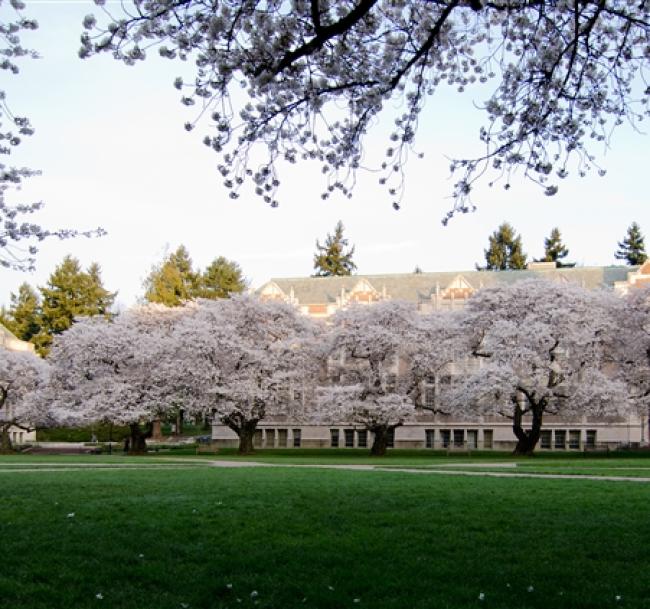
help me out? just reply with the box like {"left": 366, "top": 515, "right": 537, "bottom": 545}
{"left": 36, "top": 424, "right": 131, "bottom": 443}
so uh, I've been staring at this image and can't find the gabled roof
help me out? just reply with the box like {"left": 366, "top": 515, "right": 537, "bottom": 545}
{"left": 258, "top": 266, "right": 633, "bottom": 305}
{"left": 0, "top": 323, "right": 36, "bottom": 353}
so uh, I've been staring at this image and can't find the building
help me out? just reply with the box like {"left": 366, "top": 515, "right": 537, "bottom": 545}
{"left": 211, "top": 263, "right": 650, "bottom": 451}
{"left": 0, "top": 323, "right": 38, "bottom": 445}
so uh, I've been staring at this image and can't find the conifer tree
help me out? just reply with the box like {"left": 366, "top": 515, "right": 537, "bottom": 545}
{"left": 481, "top": 223, "right": 527, "bottom": 270}
{"left": 37, "top": 256, "right": 115, "bottom": 355}
{"left": 198, "top": 256, "right": 247, "bottom": 299}
{"left": 1, "top": 283, "right": 41, "bottom": 343}
{"left": 542, "top": 227, "right": 569, "bottom": 264}
{"left": 143, "top": 245, "right": 199, "bottom": 306}
{"left": 313, "top": 221, "right": 357, "bottom": 277}
{"left": 615, "top": 223, "right": 647, "bottom": 266}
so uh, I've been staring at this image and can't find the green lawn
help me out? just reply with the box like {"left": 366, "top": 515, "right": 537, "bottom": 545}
{"left": 2, "top": 456, "right": 650, "bottom": 609}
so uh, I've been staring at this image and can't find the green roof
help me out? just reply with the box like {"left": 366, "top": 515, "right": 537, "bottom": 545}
{"left": 259, "top": 266, "right": 634, "bottom": 304}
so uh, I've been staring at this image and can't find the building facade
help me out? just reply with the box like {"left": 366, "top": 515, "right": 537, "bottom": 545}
{"left": 212, "top": 263, "right": 650, "bottom": 451}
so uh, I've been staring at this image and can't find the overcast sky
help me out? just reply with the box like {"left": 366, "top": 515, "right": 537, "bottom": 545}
{"left": 1, "top": 1, "right": 647, "bottom": 310}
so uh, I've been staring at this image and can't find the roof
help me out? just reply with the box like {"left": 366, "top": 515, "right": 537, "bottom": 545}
{"left": 259, "top": 266, "right": 635, "bottom": 305}
{"left": 0, "top": 323, "right": 36, "bottom": 353}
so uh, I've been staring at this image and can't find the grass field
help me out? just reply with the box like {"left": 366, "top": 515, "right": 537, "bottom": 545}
{"left": 2, "top": 453, "right": 650, "bottom": 609}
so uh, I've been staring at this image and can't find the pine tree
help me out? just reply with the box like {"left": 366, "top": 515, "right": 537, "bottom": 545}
{"left": 198, "top": 256, "right": 247, "bottom": 299}
{"left": 481, "top": 222, "right": 527, "bottom": 270}
{"left": 1, "top": 283, "right": 42, "bottom": 342}
{"left": 143, "top": 245, "right": 199, "bottom": 306}
{"left": 37, "top": 256, "right": 115, "bottom": 355}
{"left": 615, "top": 223, "right": 647, "bottom": 266}
{"left": 542, "top": 227, "right": 569, "bottom": 264}
{"left": 313, "top": 221, "right": 357, "bottom": 277}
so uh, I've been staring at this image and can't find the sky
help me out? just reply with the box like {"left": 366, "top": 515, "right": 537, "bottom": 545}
{"left": 1, "top": 0, "right": 648, "bottom": 311}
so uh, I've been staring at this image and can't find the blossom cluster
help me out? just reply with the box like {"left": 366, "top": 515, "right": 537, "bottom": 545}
{"left": 79, "top": 0, "right": 649, "bottom": 217}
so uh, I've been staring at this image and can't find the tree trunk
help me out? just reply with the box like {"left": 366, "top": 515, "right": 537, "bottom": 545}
{"left": 0, "top": 425, "right": 13, "bottom": 454}
{"left": 512, "top": 404, "right": 543, "bottom": 456}
{"left": 175, "top": 409, "right": 184, "bottom": 436}
{"left": 237, "top": 420, "right": 258, "bottom": 455}
{"left": 370, "top": 425, "right": 396, "bottom": 457}
{"left": 126, "top": 423, "right": 148, "bottom": 455}
{"left": 152, "top": 419, "right": 163, "bottom": 441}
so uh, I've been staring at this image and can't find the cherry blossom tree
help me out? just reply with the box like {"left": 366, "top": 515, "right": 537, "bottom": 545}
{"left": 450, "top": 280, "right": 629, "bottom": 455}
{"left": 616, "top": 286, "right": 650, "bottom": 414}
{"left": 0, "top": 350, "right": 49, "bottom": 451}
{"left": 317, "top": 301, "right": 422, "bottom": 456}
{"left": 46, "top": 304, "right": 189, "bottom": 454}
{"left": 80, "top": 1, "right": 649, "bottom": 217}
{"left": 167, "top": 296, "right": 319, "bottom": 454}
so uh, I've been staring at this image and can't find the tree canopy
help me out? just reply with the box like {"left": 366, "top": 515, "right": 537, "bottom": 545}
{"left": 143, "top": 245, "right": 247, "bottom": 305}
{"left": 481, "top": 222, "right": 527, "bottom": 270}
{"left": 80, "top": 0, "right": 650, "bottom": 218}
{"left": 37, "top": 256, "right": 115, "bottom": 355}
{"left": 542, "top": 227, "right": 570, "bottom": 265}
{"left": 313, "top": 221, "right": 357, "bottom": 277}
{"left": 615, "top": 222, "right": 648, "bottom": 266}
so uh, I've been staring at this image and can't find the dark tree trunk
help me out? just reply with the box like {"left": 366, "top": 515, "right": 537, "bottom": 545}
{"left": 0, "top": 425, "right": 13, "bottom": 454}
{"left": 128, "top": 422, "right": 153, "bottom": 455}
{"left": 512, "top": 403, "right": 544, "bottom": 456}
{"left": 369, "top": 424, "right": 398, "bottom": 457}
{"left": 237, "top": 420, "right": 258, "bottom": 455}
{"left": 175, "top": 409, "right": 184, "bottom": 435}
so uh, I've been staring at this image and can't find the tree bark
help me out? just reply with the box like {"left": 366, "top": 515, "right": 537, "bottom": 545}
{"left": 512, "top": 403, "right": 543, "bottom": 456}
{"left": 237, "top": 420, "right": 258, "bottom": 455}
{"left": 0, "top": 425, "right": 13, "bottom": 454}
{"left": 127, "top": 422, "right": 153, "bottom": 455}
{"left": 175, "top": 409, "right": 184, "bottom": 435}
{"left": 369, "top": 424, "right": 397, "bottom": 457}
{"left": 152, "top": 419, "right": 163, "bottom": 441}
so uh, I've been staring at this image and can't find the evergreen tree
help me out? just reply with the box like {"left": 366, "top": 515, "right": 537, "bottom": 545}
{"left": 313, "top": 221, "right": 357, "bottom": 277}
{"left": 481, "top": 222, "right": 527, "bottom": 270}
{"left": 615, "top": 223, "right": 648, "bottom": 266}
{"left": 542, "top": 227, "right": 569, "bottom": 264}
{"left": 143, "top": 245, "right": 199, "bottom": 306}
{"left": 37, "top": 256, "right": 115, "bottom": 355}
{"left": 198, "top": 256, "right": 247, "bottom": 299}
{"left": 1, "top": 283, "right": 42, "bottom": 342}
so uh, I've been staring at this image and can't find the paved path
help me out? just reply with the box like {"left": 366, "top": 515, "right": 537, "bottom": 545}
{"left": 3, "top": 458, "right": 650, "bottom": 482}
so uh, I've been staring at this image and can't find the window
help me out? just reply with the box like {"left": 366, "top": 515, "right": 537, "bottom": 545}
{"left": 330, "top": 429, "right": 339, "bottom": 448}
{"left": 453, "top": 429, "right": 464, "bottom": 447}
{"left": 278, "top": 429, "right": 288, "bottom": 448}
{"left": 440, "top": 429, "right": 451, "bottom": 448}
{"left": 540, "top": 430, "right": 552, "bottom": 449}
{"left": 344, "top": 428, "right": 355, "bottom": 448}
{"left": 265, "top": 429, "right": 275, "bottom": 448}
{"left": 483, "top": 429, "right": 493, "bottom": 449}
{"left": 467, "top": 430, "right": 478, "bottom": 449}
{"left": 425, "top": 429, "right": 435, "bottom": 449}
{"left": 357, "top": 430, "right": 368, "bottom": 448}
{"left": 586, "top": 430, "right": 597, "bottom": 448}
{"left": 387, "top": 428, "right": 395, "bottom": 448}
{"left": 569, "top": 430, "right": 581, "bottom": 450}
{"left": 554, "top": 430, "right": 566, "bottom": 450}
{"left": 292, "top": 429, "right": 301, "bottom": 448}
{"left": 424, "top": 386, "right": 435, "bottom": 409}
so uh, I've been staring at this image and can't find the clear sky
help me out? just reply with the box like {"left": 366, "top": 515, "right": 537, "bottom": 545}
{"left": 1, "top": 0, "right": 648, "bottom": 310}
